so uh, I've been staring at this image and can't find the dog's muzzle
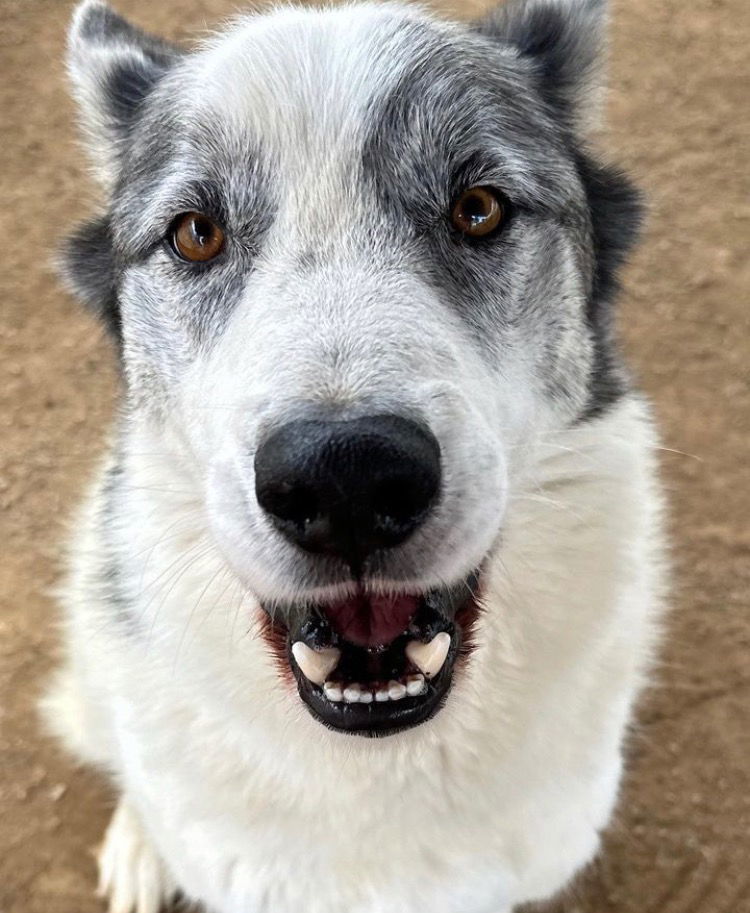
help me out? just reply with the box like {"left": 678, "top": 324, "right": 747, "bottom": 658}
{"left": 253, "top": 413, "right": 480, "bottom": 734}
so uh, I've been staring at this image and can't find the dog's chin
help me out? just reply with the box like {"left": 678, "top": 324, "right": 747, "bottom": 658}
{"left": 259, "top": 573, "right": 482, "bottom": 737}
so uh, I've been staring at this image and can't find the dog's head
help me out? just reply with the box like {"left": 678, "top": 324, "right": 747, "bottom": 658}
{"left": 63, "top": 0, "right": 640, "bottom": 735}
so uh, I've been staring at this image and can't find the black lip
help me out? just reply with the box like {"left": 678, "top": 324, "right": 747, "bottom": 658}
{"left": 283, "top": 573, "right": 480, "bottom": 737}
{"left": 293, "top": 635, "right": 459, "bottom": 736}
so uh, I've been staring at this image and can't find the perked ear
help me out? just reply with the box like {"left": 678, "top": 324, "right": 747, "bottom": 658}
{"left": 477, "top": 0, "right": 608, "bottom": 132}
{"left": 67, "top": 0, "right": 179, "bottom": 185}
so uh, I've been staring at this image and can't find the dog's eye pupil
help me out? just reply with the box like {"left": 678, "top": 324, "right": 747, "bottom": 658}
{"left": 451, "top": 187, "right": 505, "bottom": 238}
{"left": 171, "top": 211, "right": 225, "bottom": 262}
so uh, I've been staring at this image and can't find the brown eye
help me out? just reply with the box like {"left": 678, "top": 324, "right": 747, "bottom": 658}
{"left": 171, "top": 211, "right": 225, "bottom": 262}
{"left": 450, "top": 186, "right": 506, "bottom": 238}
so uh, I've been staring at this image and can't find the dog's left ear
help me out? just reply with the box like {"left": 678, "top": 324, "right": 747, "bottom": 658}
{"left": 476, "top": 0, "right": 607, "bottom": 133}
{"left": 67, "top": 0, "right": 180, "bottom": 186}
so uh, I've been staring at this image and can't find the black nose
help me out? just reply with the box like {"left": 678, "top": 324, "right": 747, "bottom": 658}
{"left": 254, "top": 415, "right": 441, "bottom": 570}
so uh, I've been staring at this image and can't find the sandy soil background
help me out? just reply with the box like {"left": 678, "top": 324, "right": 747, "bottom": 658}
{"left": 1, "top": 0, "right": 748, "bottom": 911}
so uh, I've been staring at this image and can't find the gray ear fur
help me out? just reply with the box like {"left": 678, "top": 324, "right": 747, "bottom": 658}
{"left": 67, "top": 0, "right": 179, "bottom": 185}
{"left": 477, "top": 0, "right": 608, "bottom": 132}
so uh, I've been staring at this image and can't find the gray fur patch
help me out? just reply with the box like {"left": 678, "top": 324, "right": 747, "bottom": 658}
{"left": 62, "top": 1, "right": 643, "bottom": 605}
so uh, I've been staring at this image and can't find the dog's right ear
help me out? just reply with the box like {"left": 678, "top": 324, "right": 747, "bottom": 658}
{"left": 67, "top": 0, "right": 179, "bottom": 187}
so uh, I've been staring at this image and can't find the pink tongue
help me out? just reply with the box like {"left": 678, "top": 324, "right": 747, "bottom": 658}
{"left": 323, "top": 593, "right": 419, "bottom": 647}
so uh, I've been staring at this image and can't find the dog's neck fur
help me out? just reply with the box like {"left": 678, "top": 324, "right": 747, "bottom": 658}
{"left": 56, "top": 395, "right": 662, "bottom": 913}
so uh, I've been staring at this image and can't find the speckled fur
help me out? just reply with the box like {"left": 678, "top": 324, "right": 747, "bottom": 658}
{"left": 44, "top": 2, "right": 665, "bottom": 912}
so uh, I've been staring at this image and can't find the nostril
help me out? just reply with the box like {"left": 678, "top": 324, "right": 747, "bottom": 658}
{"left": 259, "top": 483, "right": 320, "bottom": 528}
{"left": 373, "top": 476, "right": 434, "bottom": 528}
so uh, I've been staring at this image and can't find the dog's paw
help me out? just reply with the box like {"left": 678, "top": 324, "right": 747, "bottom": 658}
{"left": 98, "top": 799, "right": 176, "bottom": 913}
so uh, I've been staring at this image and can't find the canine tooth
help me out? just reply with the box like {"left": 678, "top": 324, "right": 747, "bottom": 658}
{"left": 291, "top": 642, "right": 340, "bottom": 685}
{"left": 343, "top": 684, "right": 362, "bottom": 703}
{"left": 388, "top": 680, "right": 407, "bottom": 701}
{"left": 359, "top": 690, "right": 373, "bottom": 704}
{"left": 375, "top": 688, "right": 390, "bottom": 702}
{"left": 405, "top": 632, "right": 451, "bottom": 679}
{"left": 406, "top": 674, "right": 426, "bottom": 697}
{"left": 323, "top": 682, "right": 343, "bottom": 702}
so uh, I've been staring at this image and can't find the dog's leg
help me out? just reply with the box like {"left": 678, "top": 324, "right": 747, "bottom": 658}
{"left": 98, "top": 799, "right": 177, "bottom": 913}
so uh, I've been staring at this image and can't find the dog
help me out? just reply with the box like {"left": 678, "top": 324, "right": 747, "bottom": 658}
{"left": 43, "top": 1, "right": 666, "bottom": 911}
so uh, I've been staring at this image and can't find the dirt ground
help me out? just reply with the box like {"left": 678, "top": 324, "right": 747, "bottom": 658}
{"left": 1, "top": 0, "right": 748, "bottom": 911}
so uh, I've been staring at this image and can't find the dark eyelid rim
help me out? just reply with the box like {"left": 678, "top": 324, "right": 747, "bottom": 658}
{"left": 449, "top": 154, "right": 520, "bottom": 211}
{"left": 164, "top": 211, "right": 229, "bottom": 268}
{"left": 170, "top": 179, "right": 232, "bottom": 229}
{"left": 114, "top": 180, "right": 231, "bottom": 264}
{"left": 446, "top": 161, "right": 515, "bottom": 242}
{"left": 154, "top": 178, "right": 232, "bottom": 249}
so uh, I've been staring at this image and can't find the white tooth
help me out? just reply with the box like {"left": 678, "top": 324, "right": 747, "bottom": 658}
{"left": 343, "top": 683, "right": 362, "bottom": 703}
{"left": 405, "top": 632, "right": 451, "bottom": 679}
{"left": 375, "top": 688, "right": 390, "bottom": 702}
{"left": 292, "top": 642, "right": 341, "bottom": 685}
{"left": 406, "top": 674, "right": 426, "bottom": 697}
{"left": 323, "top": 682, "right": 343, "bottom": 702}
{"left": 359, "top": 690, "right": 373, "bottom": 704}
{"left": 388, "top": 680, "right": 407, "bottom": 701}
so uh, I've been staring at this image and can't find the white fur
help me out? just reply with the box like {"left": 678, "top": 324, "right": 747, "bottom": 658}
{"left": 47, "top": 397, "right": 664, "bottom": 913}
{"left": 97, "top": 800, "right": 177, "bottom": 913}
{"left": 46, "top": 3, "right": 665, "bottom": 911}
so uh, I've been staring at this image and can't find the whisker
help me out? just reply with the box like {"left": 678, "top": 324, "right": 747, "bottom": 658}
{"left": 173, "top": 563, "right": 231, "bottom": 672}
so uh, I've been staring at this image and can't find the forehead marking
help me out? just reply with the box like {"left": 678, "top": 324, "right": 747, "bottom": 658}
{"left": 192, "top": 6, "right": 448, "bottom": 171}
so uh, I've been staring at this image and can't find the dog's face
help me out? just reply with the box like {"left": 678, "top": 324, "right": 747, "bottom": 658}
{"left": 65, "top": 0, "right": 639, "bottom": 735}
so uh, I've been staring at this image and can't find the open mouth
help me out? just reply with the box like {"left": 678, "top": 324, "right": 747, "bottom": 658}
{"left": 261, "top": 573, "right": 481, "bottom": 736}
